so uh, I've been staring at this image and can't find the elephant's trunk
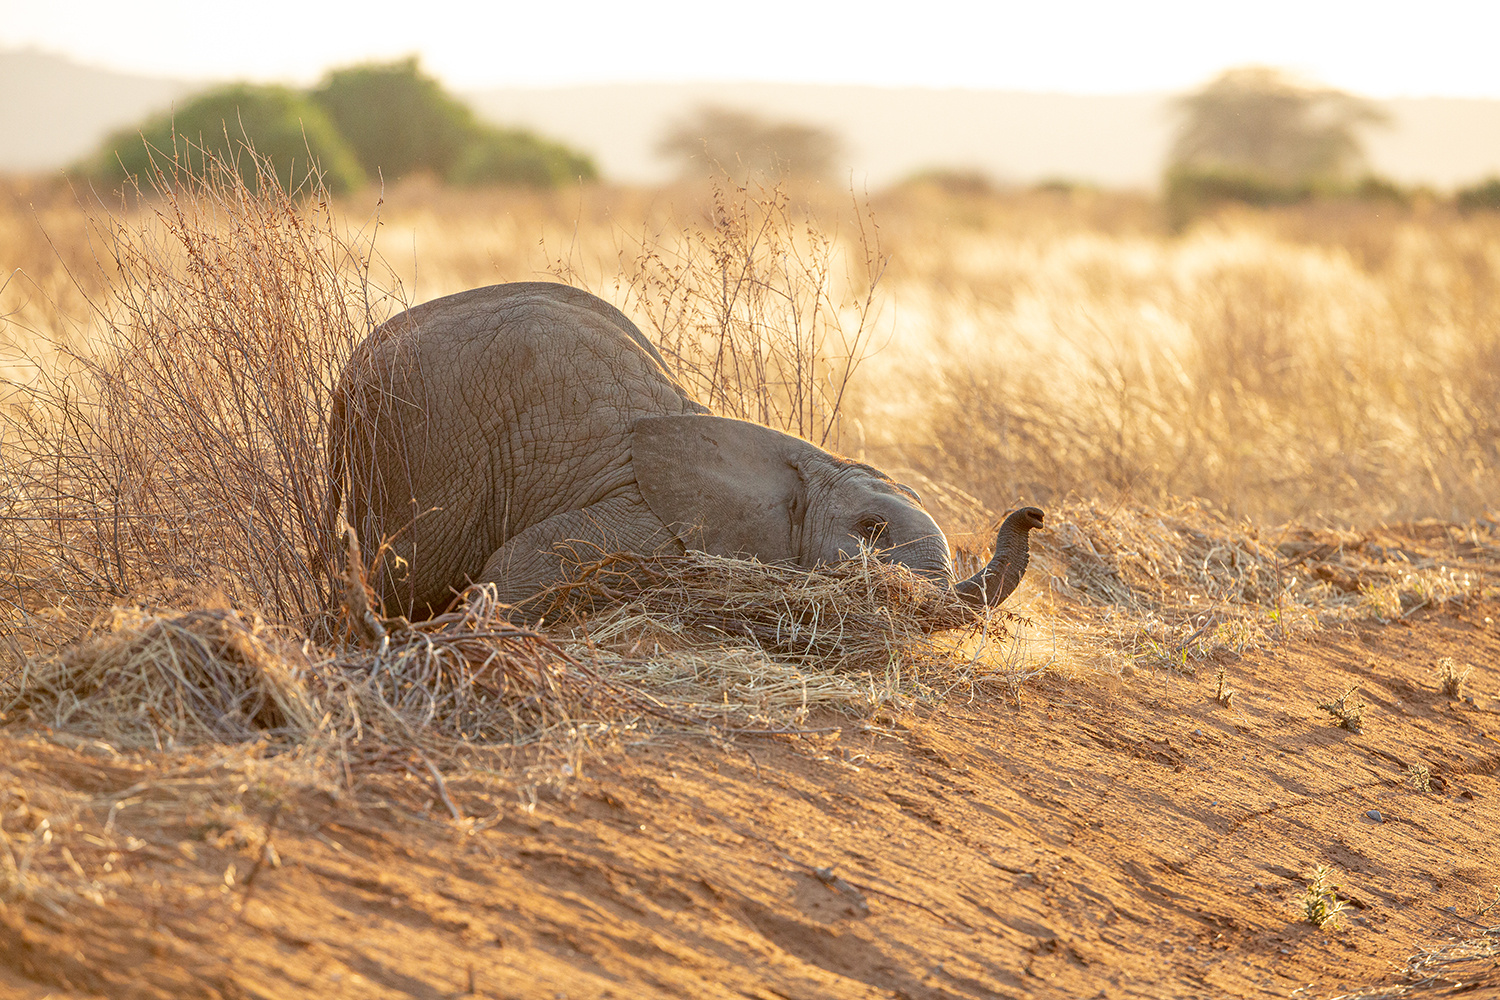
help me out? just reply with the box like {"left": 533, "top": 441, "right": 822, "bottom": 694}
{"left": 954, "top": 507, "right": 1045, "bottom": 607}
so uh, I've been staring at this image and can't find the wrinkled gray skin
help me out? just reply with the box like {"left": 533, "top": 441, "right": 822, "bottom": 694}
{"left": 330, "top": 282, "right": 1043, "bottom": 620}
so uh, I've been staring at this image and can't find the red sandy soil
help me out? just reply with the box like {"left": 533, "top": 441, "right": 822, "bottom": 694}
{"left": 2, "top": 599, "right": 1498, "bottom": 999}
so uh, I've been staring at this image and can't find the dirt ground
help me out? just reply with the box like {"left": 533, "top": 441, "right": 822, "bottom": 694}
{"left": 2, "top": 595, "right": 1498, "bottom": 1000}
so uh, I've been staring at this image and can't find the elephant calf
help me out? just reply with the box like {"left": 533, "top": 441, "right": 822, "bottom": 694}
{"left": 329, "top": 281, "right": 1043, "bottom": 619}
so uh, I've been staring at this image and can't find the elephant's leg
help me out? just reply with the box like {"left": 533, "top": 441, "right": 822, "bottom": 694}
{"left": 471, "top": 493, "right": 682, "bottom": 610}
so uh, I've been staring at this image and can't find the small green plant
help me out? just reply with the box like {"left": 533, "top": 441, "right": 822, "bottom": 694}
{"left": 1301, "top": 865, "right": 1351, "bottom": 929}
{"left": 1438, "top": 657, "right": 1471, "bottom": 698}
{"left": 1318, "top": 685, "right": 1366, "bottom": 732}
{"left": 1214, "top": 666, "right": 1236, "bottom": 707}
{"left": 1405, "top": 762, "right": 1432, "bottom": 792}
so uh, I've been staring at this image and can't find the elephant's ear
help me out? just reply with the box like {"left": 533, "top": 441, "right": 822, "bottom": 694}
{"left": 631, "top": 415, "right": 806, "bottom": 563}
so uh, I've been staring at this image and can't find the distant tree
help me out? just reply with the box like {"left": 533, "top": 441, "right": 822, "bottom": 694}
{"left": 84, "top": 83, "right": 365, "bottom": 194}
{"left": 1169, "top": 67, "right": 1386, "bottom": 184}
{"left": 309, "top": 57, "right": 475, "bottom": 182}
{"left": 449, "top": 127, "right": 598, "bottom": 188}
{"left": 657, "top": 106, "right": 841, "bottom": 179}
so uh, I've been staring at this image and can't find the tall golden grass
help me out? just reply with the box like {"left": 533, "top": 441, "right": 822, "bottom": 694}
{"left": 857, "top": 187, "right": 1500, "bottom": 526}
{"left": 292, "top": 178, "right": 1500, "bottom": 526}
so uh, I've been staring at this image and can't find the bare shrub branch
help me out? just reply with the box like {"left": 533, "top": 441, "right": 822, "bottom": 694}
{"left": 0, "top": 139, "right": 403, "bottom": 650}
{"left": 609, "top": 177, "right": 886, "bottom": 450}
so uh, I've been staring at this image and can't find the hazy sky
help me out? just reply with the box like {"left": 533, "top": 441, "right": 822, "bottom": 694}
{"left": 4, "top": 0, "right": 1499, "bottom": 97}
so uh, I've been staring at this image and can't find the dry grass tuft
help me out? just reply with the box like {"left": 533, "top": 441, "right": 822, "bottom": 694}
{"left": 6, "top": 587, "right": 635, "bottom": 754}
{"left": 0, "top": 140, "right": 399, "bottom": 657}
{"left": 1302, "top": 864, "right": 1352, "bottom": 930}
{"left": 9, "top": 605, "right": 320, "bottom": 746}
{"left": 545, "top": 548, "right": 985, "bottom": 665}
{"left": 1437, "top": 656, "right": 1472, "bottom": 698}
{"left": 334, "top": 585, "right": 634, "bottom": 747}
{"left": 1214, "top": 666, "right": 1237, "bottom": 707}
{"left": 1318, "top": 685, "right": 1367, "bottom": 733}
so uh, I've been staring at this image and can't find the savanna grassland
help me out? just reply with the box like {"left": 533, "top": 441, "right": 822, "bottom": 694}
{"left": 0, "top": 164, "right": 1498, "bottom": 999}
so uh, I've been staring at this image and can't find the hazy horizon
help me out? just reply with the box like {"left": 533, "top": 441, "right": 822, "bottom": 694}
{"left": 5, "top": 46, "right": 1500, "bottom": 189}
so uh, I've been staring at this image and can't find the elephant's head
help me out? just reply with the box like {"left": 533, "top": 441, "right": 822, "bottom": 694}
{"left": 631, "top": 415, "right": 1042, "bottom": 607}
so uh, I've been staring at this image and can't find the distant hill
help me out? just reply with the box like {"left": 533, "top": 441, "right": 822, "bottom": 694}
{"left": 5, "top": 48, "right": 1500, "bottom": 189}
{"left": 0, "top": 48, "right": 198, "bottom": 171}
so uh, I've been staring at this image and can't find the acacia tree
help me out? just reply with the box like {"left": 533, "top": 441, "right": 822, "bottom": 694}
{"left": 657, "top": 106, "right": 841, "bottom": 180}
{"left": 1170, "top": 67, "right": 1386, "bottom": 184}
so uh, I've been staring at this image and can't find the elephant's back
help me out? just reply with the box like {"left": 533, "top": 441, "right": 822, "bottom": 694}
{"left": 335, "top": 282, "right": 701, "bottom": 614}
{"left": 355, "top": 282, "right": 690, "bottom": 404}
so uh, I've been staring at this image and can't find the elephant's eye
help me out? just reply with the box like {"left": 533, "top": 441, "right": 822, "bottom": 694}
{"left": 857, "top": 518, "right": 888, "bottom": 543}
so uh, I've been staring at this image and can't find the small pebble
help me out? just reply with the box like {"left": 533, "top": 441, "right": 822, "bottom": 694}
{"left": 1193, "top": 728, "right": 1203, "bottom": 736}
{"left": 1366, "top": 809, "right": 1383, "bottom": 822}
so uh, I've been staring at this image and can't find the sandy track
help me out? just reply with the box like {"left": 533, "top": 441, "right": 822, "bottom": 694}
{"left": 2, "top": 600, "right": 1498, "bottom": 999}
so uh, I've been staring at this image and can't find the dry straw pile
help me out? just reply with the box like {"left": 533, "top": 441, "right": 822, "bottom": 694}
{"left": 537, "top": 549, "right": 1008, "bottom": 726}
{"left": 8, "top": 594, "right": 620, "bottom": 753}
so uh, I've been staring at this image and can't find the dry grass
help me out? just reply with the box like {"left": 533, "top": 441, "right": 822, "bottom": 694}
{"left": 974, "top": 497, "right": 1496, "bottom": 677}
{"left": 1302, "top": 864, "right": 1352, "bottom": 930}
{"left": 534, "top": 548, "right": 1014, "bottom": 726}
{"left": 1438, "top": 656, "right": 1472, "bottom": 698}
{"left": 5, "top": 589, "right": 619, "bottom": 753}
{"left": 1318, "top": 685, "right": 1368, "bottom": 732}
{"left": 854, "top": 192, "right": 1500, "bottom": 525}
{"left": 603, "top": 179, "right": 886, "bottom": 449}
{"left": 1, "top": 162, "right": 1498, "bottom": 762}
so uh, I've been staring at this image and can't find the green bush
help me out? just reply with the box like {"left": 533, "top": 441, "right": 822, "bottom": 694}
{"left": 309, "top": 57, "right": 476, "bottom": 182}
{"left": 84, "top": 84, "right": 365, "bottom": 195}
{"left": 449, "top": 127, "right": 599, "bottom": 188}
{"left": 1457, "top": 177, "right": 1500, "bottom": 214}
{"left": 83, "top": 59, "right": 599, "bottom": 196}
